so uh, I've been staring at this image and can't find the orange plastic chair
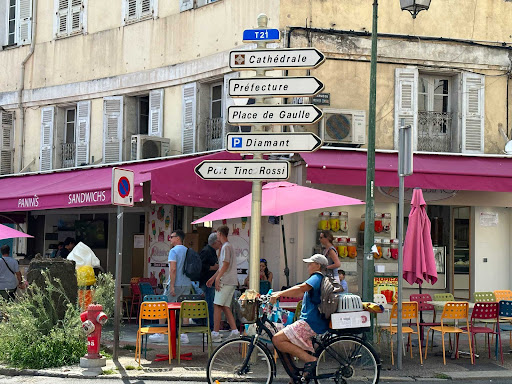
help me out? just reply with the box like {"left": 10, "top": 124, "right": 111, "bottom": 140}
{"left": 494, "top": 290, "right": 512, "bottom": 302}
{"left": 135, "top": 301, "right": 171, "bottom": 365}
{"left": 425, "top": 302, "right": 474, "bottom": 365}
{"left": 379, "top": 301, "right": 423, "bottom": 365}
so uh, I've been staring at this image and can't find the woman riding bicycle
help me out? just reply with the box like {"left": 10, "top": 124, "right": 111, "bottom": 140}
{"left": 270, "top": 254, "right": 329, "bottom": 380}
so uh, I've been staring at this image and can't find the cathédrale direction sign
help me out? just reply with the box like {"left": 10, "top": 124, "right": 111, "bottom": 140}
{"left": 229, "top": 77, "right": 324, "bottom": 98}
{"left": 230, "top": 48, "right": 325, "bottom": 70}
{"left": 226, "top": 132, "right": 322, "bottom": 153}
{"left": 195, "top": 160, "right": 290, "bottom": 181}
{"left": 228, "top": 105, "right": 323, "bottom": 125}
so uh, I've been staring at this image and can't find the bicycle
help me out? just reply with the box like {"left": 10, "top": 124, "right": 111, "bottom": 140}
{"left": 207, "top": 294, "right": 381, "bottom": 384}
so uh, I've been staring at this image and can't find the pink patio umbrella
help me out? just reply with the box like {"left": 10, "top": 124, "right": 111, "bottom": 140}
{"left": 0, "top": 224, "right": 33, "bottom": 241}
{"left": 192, "top": 181, "right": 364, "bottom": 287}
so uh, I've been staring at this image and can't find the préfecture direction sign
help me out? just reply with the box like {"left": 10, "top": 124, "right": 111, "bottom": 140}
{"left": 229, "top": 77, "right": 324, "bottom": 98}
{"left": 227, "top": 105, "right": 323, "bottom": 125}
{"left": 226, "top": 132, "right": 322, "bottom": 153}
{"left": 230, "top": 48, "right": 325, "bottom": 70}
{"left": 194, "top": 160, "right": 290, "bottom": 181}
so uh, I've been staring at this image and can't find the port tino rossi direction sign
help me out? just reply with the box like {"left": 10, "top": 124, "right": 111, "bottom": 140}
{"left": 227, "top": 105, "right": 323, "bottom": 125}
{"left": 194, "top": 160, "right": 290, "bottom": 181}
{"left": 226, "top": 132, "right": 322, "bottom": 153}
{"left": 229, "top": 48, "right": 325, "bottom": 70}
{"left": 229, "top": 77, "right": 324, "bottom": 98}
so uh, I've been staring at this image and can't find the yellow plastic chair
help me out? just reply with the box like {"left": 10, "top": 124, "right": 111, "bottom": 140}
{"left": 379, "top": 302, "right": 423, "bottom": 365}
{"left": 494, "top": 290, "right": 512, "bottom": 302}
{"left": 425, "top": 302, "right": 474, "bottom": 365}
{"left": 178, "top": 300, "right": 212, "bottom": 363}
{"left": 135, "top": 301, "right": 171, "bottom": 365}
{"left": 374, "top": 294, "right": 389, "bottom": 344}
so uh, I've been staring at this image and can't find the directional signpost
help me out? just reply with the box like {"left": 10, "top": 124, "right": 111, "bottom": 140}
{"left": 243, "top": 28, "right": 280, "bottom": 42}
{"left": 228, "top": 104, "right": 323, "bottom": 125}
{"left": 226, "top": 132, "right": 322, "bottom": 153}
{"left": 195, "top": 160, "right": 290, "bottom": 181}
{"left": 229, "top": 48, "right": 325, "bottom": 70}
{"left": 229, "top": 76, "right": 324, "bottom": 98}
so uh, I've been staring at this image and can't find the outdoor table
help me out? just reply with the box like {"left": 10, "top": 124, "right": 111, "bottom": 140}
{"left": 154, "top": 302, "right": 193, "bottom": 362}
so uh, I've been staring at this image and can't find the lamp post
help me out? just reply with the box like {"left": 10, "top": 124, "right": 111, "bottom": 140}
{"left": 362, "top": 0, "right": 432, "bottom": 348}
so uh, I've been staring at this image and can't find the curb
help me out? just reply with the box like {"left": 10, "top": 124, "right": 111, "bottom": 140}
{"left": 442, "top": 370, "right": 512, "bottom": 381}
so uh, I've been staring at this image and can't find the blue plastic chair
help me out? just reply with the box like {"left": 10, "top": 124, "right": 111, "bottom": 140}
{"left": 140, "top": 294, "right": 168, "bottom": 358}
{"left": 499, "top": 300, "right": 512, "bottom": 351}
{"left": 139, "top": 282, "right": 155, "bottom": 298}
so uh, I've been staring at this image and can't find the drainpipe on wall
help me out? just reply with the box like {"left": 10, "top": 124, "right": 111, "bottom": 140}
{"left": 17, "top": 0, "right": 37, "bottom": 173}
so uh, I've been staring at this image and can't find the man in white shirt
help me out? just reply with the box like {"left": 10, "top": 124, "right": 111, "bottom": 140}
{"left": 207, "top": 225, "right": 240, "bottom": 343}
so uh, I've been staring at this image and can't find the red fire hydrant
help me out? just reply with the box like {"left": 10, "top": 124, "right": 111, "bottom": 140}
{"left": 80, "top": 304, "right": 108, "bottom": 359}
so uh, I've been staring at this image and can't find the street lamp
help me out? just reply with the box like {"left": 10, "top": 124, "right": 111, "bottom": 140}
{"left": 362, "top": 0, "right": 432, "bottom": 369}
{"left": 400, "top": 0, "right": 432, "bottom": 18}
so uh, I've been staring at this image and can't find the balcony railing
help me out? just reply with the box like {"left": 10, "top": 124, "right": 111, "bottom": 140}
{"left": 61, "top": 143, "right": 75, "bottom": 168}
{"left": 417, "top": 111, "right": 454, "bottom": 153}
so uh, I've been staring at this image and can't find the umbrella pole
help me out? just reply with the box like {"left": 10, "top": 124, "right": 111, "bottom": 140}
{"left": 281, "top": 216, "right": 290, "bottom": 288}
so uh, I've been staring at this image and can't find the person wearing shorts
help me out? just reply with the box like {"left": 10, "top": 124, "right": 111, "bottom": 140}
{"left": 271, "top": 254, "right": 330, "bottom": 379}
{"left": 207, "top": 225, "right": 239, "bottom": 343}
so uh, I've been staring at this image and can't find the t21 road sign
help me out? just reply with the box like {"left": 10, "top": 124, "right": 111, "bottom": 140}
{"left": 227, "top": 104, "right": 323, "bottom": 125}
{"left": 229, "top": 77, "right": 324, "bottom": 98}
{"left": 195, "top": 160, "right": 290, "bottom": 181}
{"left": 226, "top": 132, "right": 322, "bottom": 153}
{"left": 242, "top": 28, "right": 280, "bottom": 42}
{"left": 230, "top": 48, "right": 325, "bottom": 70}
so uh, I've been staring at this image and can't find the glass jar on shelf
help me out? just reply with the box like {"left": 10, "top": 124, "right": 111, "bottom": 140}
{"left": 329, "top": 212, "right": 340, "bottom": 232}
{"left": 390, "top": 239, "right": 399, "bottom": 260}
{"left": 374, "top": 238, "right": 382, "bottom": 259}
{"left": 374, "top": 212, "right": 383, "bottom": 233}
{"left": 337, "top": 237, "right": 348, "bottom": 258}
{"left": 348, "top": 238, "right": 358, "bottom": 259}
{"left": 318, "top": 211, "right": 331, "bottom": 230}
{"left": 382, "top": 238, "right": 391, "bottom": 259}
{"left": 340, "top": 211, "right": 349, "bottom": 233}
{"left": 382, "top": 213, "right": 391, "bottom": 233}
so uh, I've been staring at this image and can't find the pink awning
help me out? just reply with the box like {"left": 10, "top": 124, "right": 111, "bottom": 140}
{"left": 302, "top": 149, "right": 512, "bottom": 192}
{"left": 0, "top": 151, "right": 252, "bottom": 212}
{"left": 148, "top": 151, "right": 252, "bottom": 208}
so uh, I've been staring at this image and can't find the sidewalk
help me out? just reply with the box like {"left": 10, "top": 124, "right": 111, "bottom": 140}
{"left": 1, "top": 322, "right": 512, "bottom": 381}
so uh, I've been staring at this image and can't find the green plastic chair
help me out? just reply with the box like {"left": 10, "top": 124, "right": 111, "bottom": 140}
{"left": 474, "top": 292, "right": 496, "bottom": 302}
{"left": 433, "top": 293, "right": 455, "bottom": 302}
{"left": 178, "top": 300, "right": 211, "bottom": 363}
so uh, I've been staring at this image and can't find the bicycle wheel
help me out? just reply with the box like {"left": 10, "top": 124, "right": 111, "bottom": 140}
{"left": 315, "top": 335, "right": 380, "bottom": 384}
{"left": 207, "top": 336, "right": 275, "bottom": 384}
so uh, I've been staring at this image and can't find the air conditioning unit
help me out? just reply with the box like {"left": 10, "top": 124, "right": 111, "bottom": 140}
{"left": 320, "top": 109, "right": 366, "bottom": 145}
{"left": 131, "top": 135, "right": 170, "bottom": 160}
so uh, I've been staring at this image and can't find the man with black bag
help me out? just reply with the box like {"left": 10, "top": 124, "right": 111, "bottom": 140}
{"left": 199, "top": 232, "right": 221, "bottom": 330}
{"left": 0, "top": 245, "right": 23, "bottom": 302}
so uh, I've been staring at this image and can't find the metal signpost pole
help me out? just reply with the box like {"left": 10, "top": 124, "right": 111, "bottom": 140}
{"left": 113, "top": 205, "right": 123, "bottom": 360}
{"left": 397, "top": 118, "right": 413, "bottom": 369}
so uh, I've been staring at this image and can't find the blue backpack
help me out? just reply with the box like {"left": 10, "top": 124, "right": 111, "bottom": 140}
{"left": 182, "top": 248, "right": 202, "bottom": 281}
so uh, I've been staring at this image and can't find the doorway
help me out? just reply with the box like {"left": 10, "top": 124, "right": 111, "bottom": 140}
{"left": 452, "top": 207, "right": 470, "bottom": 300}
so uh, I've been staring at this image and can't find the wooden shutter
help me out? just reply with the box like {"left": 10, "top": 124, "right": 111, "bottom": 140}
{"left": 148, "top": 89, "right": 163, "bottom": 137}
{"left": 461, "top": 72, "right": 485, "bottom": 154}
{"left": 180, "top": 0, "right": 193, "bottom": 12}
{"left": 394, "top": 67, "right": 418, "bottom": 150}
{"left": 17, "top": 0, "right": 33, "bottom": 45}
{"left": 75, "top": 100, "right": 90, "bottom": 166}
{"left": 182, "top": 83, "right": 197, "bottom": 154}
{"left": 103, "top": 96, "right": 123, "bottom": 163}
{"left": 124, "top": 0, "right": 137, "bottom": 23}
{"left": 141, "top": 0, "right": 152, "bottom": 18}
{"left": 40, "top": 107, "right": 55, "bottom": 171}
{"left": 55, "top": 0, "right": 69, "bottom": 37}
{"left": 70, "top": 0, "right": 83, "bottom": 34}
{"left": 0, "top": 111, "right": 14, "bottom": 175}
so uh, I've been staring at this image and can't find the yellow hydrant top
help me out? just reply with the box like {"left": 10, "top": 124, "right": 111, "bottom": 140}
{"left": 77, "top": 265, "right": 96, "bottom": 287}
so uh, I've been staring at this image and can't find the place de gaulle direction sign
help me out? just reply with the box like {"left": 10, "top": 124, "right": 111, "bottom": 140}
{"left": 242, "top": 28, "right": 280, "bottom": 42}
{"left": 229, "top": 48, "right": 325, "bottom": 70}
{"left": 227, "top": 104, "right": 323, "bottom": 125}
{"left": 226, "top": 132, "right": 322, "bottom": 153}
{"left": 229, "top": 76, "right": 324, "bottom": 98}
{"left": 194, "top": 160, "right": 290, "bottom": 181}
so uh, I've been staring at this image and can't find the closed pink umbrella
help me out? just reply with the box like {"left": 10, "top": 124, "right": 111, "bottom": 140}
{"left": 403, "top": 188, "right": 437, "bottom": 286}
{"left": 0, "top": 224, "right": 33, "bottom": 241}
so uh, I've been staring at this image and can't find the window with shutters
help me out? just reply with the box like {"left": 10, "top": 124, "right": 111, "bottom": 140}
{"left": 54, "top": 0, "right": 86, "bottom": 39}
{"left": 123, "top": 0, "right": 155, "bottom": 25}
{"left": 394, "top": 68, "right": 485, "bottom": 154}
{"left": 1, "top": 0, "right": 32, "bottom": 47}
{"left": 0, "top": 111, "right": 14, "bottom": 175}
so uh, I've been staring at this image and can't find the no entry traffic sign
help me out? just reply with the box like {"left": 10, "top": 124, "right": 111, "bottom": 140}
{"left": 112, "top": 168, "right": 134, "bottom": 207}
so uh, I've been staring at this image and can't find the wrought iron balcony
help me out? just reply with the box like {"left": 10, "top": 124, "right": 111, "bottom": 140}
{"left": 417, "top": 111, "right": 454, "bottom": 153}
{"left": 205, "top": 117, "right": 224, "bottom": 151}
{"left": 61, "top": 143, "right": 76, "bottom": 168}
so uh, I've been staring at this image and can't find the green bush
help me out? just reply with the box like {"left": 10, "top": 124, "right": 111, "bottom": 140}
{"left": 0, "top": 271, "right": 86, "bottom": 369}
{"left": 92, "top": 272, "right": 115, "bottom": 319}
